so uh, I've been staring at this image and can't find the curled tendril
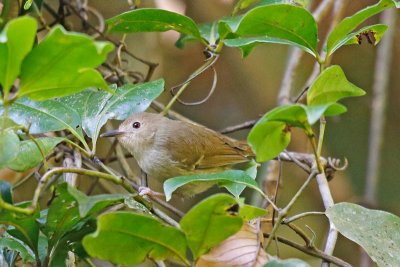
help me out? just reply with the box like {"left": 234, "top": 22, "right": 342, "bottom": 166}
{"left": 170, "top": 52, "right": 219, "bottom": 106}
{"left": 328, "top": 157, "right": 348, "bottom": 171}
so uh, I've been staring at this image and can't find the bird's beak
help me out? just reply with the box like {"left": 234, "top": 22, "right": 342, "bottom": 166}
{"left": 100, "top": 130, "right": 126, "bottom": 137}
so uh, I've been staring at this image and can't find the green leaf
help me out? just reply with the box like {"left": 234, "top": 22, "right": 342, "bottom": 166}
{"left": 248, "top": 102, "right": 344, "bottom": 162}
{"left": 163, "top": 170, "right": 263, "bottom": 201}
{"left": 326, "top": 0, "right": 398, "bottom": 56}
{"left": 0, "top": 202, "right": 40, "bottom": 253}
{"left": 0, "top": 181, "right": 12, "bottom": 204}
{"left": 19, "top": 25, "right": 113, "bottom": 100}
{"left": 239, "top": 204, "right": 268, "bottom": 220}
{"left": 323, "top": 103, "right": 347, "bottom": 116}
{"left": 0, "top": 16, "right": 37, "bottom": 96}
{"left": 0, "top": 97, "right": 86, "bottom": 147}
{"left": 44, "top": 183, "right": 128, "bottom": 242}
{"left": 248, "top": 121, "right": 290, "bottom": 162}
{"left": 264, "top": 257, "right": 311, "bottom": 266}
{"left": 235, "top": 4, "right": 318, "bottom": 56}
{"left": 326, "top": 202, "right": 400, "bottom": 267}
{"left": 180, "top": 194, "right": 244, "bottom": 259}
{"left": 106, "top": 8, "right": 201, "bottom": 39}
{"left": 307, "top": 65, "right": 365, "bottom": 106}
{"left": 224, "top": 35, "right": 316, "bottom": 58}
{"left": 220, "top": 159, "right": 258, "bottom": 198}
{"left": 0, "top": 237, "right": 35, "bottom": 263}
{"left": 0, "top": 117, "right": 18, "bottom": 129}
{"left": 7, "top": 137, "right": 64, "bottom": 172}
{"left": 59, "top": 183, "right": 131, "bottom": 217}
{"left": 0, "top": 130, "right": 20, "bottom": 169}
{"left": 176, "top": 22, "right": 219, "bottom": 48}
{"left": 83, "top": 212, "right": 189, "bottom": 265}
{"left": 49, "top": 217, "right": 96, "bottom": 267}
{"left": 218, "top": 15, "right": 243, "bottom": 38}
{"left": 58, "top": 79, "right": 164, "bottom": 151}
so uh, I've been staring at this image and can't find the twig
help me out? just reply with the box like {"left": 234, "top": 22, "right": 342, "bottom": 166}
{"left": 264, "top": 171, "right": 318, "bottom": 250}
{"left": 284, "top": 211, "right": 326, "bottom": 224}
{"left": 219, "top": 118, "right": 260, "bottom": 134}
{"left": 263, "top": 234, "right": 353, "bottom": 267}
{"left": 262, "top": 218, "right": 312, "bottom": 247}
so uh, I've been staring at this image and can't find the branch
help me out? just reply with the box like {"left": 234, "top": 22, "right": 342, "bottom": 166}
{"left": 263, "top": 234, "right": 353, "bottom": 267}
{"left": 264, "top": 171, "right": 318, "bottom": 250}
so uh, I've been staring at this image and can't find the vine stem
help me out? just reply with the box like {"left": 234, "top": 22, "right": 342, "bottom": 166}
{"left": 264, "top": 171, "right": 318, "bottom": 251}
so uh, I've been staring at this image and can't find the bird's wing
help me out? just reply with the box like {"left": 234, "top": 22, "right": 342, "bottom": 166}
{"left": 165, "top": 123, "right": 253, "bottom": 171}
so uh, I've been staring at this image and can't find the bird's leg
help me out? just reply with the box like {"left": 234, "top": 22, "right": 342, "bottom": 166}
{"left": 138, "top": 187, "right": 165, "bottom": 198}
{"left": 139, "top": 170, "right": 165, "bottom": 198}
{"left": 141, "top": 169, "right": 148, "bottom": 187}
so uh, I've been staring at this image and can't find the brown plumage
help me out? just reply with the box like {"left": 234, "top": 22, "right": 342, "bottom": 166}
{"left": 102, "top": 112, "right": 254, "bottom": 196}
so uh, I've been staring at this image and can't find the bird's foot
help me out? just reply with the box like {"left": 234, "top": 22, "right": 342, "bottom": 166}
{"left": 138, "top": 186, "right": 165, "bottom": 198}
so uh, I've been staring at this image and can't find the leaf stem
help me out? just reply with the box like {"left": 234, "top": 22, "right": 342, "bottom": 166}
{"left": 0, "top": 195, "right": 33, "bottom": 215}
{"left": 317, "top": 117, "right": 326, "bottom": 157}
{"left": 63, "top": 138, "right": 91, "bottom": 157}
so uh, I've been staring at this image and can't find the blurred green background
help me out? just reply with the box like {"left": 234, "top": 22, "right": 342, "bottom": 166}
{"left": 2, "top": 0, "right": 399, "bottom": 266}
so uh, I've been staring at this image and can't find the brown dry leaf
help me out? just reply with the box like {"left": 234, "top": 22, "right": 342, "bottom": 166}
{"left": 196, "top": 221, "right": 268, "bottom": 267}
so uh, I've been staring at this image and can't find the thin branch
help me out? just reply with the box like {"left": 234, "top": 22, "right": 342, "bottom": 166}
{"left": 284, "top": 211, "right": 326, "bottom": 224}
{"left": 263, "top": 234, "right": 353, "bottom": 267}
{"left": 219, "top": 118, "right": 260, "bottom": 134}
{"left": 265, "top": 171, "right": 318, "bottom": 250}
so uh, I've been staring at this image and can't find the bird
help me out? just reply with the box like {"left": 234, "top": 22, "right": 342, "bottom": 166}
{"left": 101, "top": 112, "right": 255, "bottom": 198}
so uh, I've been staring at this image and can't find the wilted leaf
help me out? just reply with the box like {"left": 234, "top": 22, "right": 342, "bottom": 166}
{"left": 164, "top": 170, "right": 262, "bottom": 201}
{"left": 7, "top": 137, "right": 64, "bottom": 172}
{"left": 326, "top": 202, "right": 400, "bottom": 267}
{"left": 180, "top": 194, "right": 244, "bottom": 259}
{"left": 196, "top": 221, "right": 268, "bottom": 267}
{"left": 326, "top": 0, "right": 398, "bottom": 56}
{"left": 0, "top": 16, "right": 37, "bottom": 96}
{"left": 19, "top": 25, "right": 113, "bottom": 100}
{"left": 106, "top": 8, "right": 201, "bottom": 40}
{"left": 83, "top": 212, "right": 189, "bottom": 266}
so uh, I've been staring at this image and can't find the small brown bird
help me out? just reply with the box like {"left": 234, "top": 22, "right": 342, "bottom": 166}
{"left": 101, "top": 112, "right": 254, "bottom": 197}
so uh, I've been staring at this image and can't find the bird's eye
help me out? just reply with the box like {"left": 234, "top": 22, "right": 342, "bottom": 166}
{"left": 132, "top": 122, "right": 141, "bottom": 129}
